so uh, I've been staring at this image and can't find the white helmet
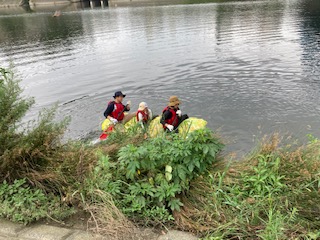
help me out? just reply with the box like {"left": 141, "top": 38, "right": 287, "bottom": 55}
{"left": 138, "top": 102, "right": 148, "bottom": 111}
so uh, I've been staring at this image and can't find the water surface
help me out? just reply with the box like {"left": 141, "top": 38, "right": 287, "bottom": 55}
{"left": 0, "top": 0, "right": 319, "bottom": 154}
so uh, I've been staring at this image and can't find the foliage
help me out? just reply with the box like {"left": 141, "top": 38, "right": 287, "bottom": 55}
{"left": 0, "top": 67, "right": 69, "bottom": 183}
{"left": 0, "top": 67, "right": 34, "bottom": 144}
{"left": 240, "top": 155, "right": 287, "bottom": 198}
{"left": 114, "top": 129, "right": 223, "bottom": 223}
{"left": 0, "top": 179, "right": 74, "bottom": 225}
{"left": 86, "top": 130, "right": 224, "bottom": 225}
{"left": 182, "top": 135, "right": 320, "bottom": 240}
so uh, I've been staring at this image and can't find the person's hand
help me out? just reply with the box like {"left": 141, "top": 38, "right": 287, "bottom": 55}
{"left": 126, "top": 100, "right": 131, "bottom": 110}
{"left": 110, "top": 117, "right": 118, "bottom": 125}
{"left": 166, "top": 124, "right": 174, "bottom": 132}
{"left": 176, "top": 110, "right": 182, "bottom": 117}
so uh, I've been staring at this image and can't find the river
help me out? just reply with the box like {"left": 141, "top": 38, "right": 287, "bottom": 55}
{"left": 0, "top": 0, "right": 319, "bottom": 155}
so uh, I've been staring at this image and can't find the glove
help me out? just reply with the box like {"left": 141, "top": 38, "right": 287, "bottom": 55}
{"left": 176, "top": 110, "right": 182, "bottom": 117}
{"left": 110, "top": 117, "right": 118, "bottom": 125}
{"left": 166, "top": 124, "right": 174, "bottom": 132}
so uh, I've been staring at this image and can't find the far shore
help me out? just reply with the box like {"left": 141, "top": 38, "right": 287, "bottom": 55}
{"left": 0, "top": 0, "right": 254, "bottom": 10}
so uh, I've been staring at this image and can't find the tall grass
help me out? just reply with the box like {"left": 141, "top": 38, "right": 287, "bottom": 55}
{"left": 176, "top": 134, "right": 320, "bottom": 239}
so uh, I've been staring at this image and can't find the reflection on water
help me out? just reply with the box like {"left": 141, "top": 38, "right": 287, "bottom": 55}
{"left": 0, "top": 0, "right": 319, "bottom": 154}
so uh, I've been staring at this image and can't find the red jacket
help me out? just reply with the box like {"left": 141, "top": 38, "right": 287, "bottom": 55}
{"left": 136, "top": 110, "right": 149, "bottom": 123}
{"left": 109, "top": 101, "right": 125, "bottom": 121}
{"left": 162, "top": 107, "right": 178, "bottom": 129}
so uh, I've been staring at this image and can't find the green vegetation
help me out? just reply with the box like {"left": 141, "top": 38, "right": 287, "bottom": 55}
{"left": 108, "top": 130, "right": 223, "bottom": 221}
{"left": 0, "top": 179, "right": 74, "bottom": 224}
{"left": 183, "top": 135, "right": 320, "bottom": 239}
{"left": 0, "top": 67, "right": 319, "bottom": 239}
{"left": 0, "top": 67, "right": 69, "bottom": 183}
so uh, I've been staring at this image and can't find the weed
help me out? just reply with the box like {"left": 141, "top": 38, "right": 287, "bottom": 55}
{"left": 0, "top": 179, "right": 74, "bottom": 225}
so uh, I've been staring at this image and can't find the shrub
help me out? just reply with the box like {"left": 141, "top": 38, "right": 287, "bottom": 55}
{"left": 0, "top": 67, "right": 34, "bottom": 146}
{"left": 0, "top": 179, "right": 74, "bottom": 225}
{"left": 0, "top": 67, "right": 69, "bottom": 183}
{"left": 102, "top": 129, "right": 225, "bottom": 224}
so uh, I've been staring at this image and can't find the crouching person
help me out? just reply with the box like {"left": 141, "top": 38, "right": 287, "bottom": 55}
{"left": 136, "top": 102, "right": 153, "bottom": 130}
{"left": 103, "top": 91, "right": 135, "bottom": 125}
{"left": 160, "top": 96, "right": 188, "bottom": 132}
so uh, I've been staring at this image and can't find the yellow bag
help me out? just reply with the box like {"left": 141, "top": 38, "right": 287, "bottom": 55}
{"left": 124, "top": 117, "right": 138, "bottom": 130}
{"left": 101, "top": 113, "right": 134, "bottom": 131}
{"left": 102, "top": 115, "right": 207, "bottom": 137}
{"left": 148, "top": 116, "right": 164, "bottom": 138}
{"left": 148, "top": 116, "right": 207, "bottom": 138}
{"left": 101, "top": 119, "right": 112, "bottom": 131}
{"left": 178, "top": 117, "right": 207, "bottom": 136}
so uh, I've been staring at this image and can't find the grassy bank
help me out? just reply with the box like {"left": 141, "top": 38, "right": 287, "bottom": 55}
{"left": 184, "top": 134, "right": 320, "bottom": 239}
{"left": 1, "top": 67, "right": 319, "bottom": 239}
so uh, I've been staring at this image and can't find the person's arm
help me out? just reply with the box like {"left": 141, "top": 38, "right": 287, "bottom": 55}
{"left": 160, "top": 110, "right": 172, "bottom": 126}
{"left": 148, "top": 109, "right": 153, "bottom": 120}
{"left": 104, "top": 103, "right": 114, "bottom": 118}
{"left": 137, "top": 112, "right": 145, "bottom": 129}
{"left": 137, "top": 112, "right": 144, "bottom": 122}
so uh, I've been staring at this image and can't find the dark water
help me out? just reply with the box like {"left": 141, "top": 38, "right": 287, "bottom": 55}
{"left": 0, "top": 0, "right": 319, "bottom": 155}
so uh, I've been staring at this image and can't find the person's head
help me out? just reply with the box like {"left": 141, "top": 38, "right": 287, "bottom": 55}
{"left": 138, "top": 102, "right": 148, "bottom": 112}
{"left": 168, "top": 96, "right": 180, "bottom": 110}
{"left": 113, "top": 91, "right": 126, "bottom": 103}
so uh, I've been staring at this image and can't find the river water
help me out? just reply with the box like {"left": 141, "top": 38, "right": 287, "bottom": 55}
{"left": 0, "top": 0, "right": 319, "bottom": 154}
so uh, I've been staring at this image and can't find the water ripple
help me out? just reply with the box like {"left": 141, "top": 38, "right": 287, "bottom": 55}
{"left": 0, "top": 0, "right": 320, "bottom": 154}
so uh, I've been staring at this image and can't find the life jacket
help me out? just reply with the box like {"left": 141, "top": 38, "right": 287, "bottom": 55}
{"left": 136, "top": 110, "right": 149, "bottom": 123}
{"left": 108, "top": 101, "right": 125, "bottom": 121}
{"left": 162, "top": 106, "right": 178, "bottom": 129}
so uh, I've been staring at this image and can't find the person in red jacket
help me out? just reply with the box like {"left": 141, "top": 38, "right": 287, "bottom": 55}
{"left": 103, "top": 91, "right": 134, "bottom": 124}
{"left": 160, "top": 96, "right": 188, "bottom": 132}
{"left": 136, "top": 102, "right": 153, "bottom": 129}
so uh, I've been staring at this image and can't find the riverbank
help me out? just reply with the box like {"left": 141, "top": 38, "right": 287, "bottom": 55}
{"left": 1, "top": 68, "right": 319, "bottom": 239}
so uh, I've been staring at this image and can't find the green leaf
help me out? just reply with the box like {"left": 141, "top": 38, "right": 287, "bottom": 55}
{"left": 134, "top": 196, "right": 146, "bottom": 208}
{"left": 177, "top": 165, "right": 187, "bottom": 182}
{"left": 126, "top": 160, "right": 140, "bottom": 180}
{"left": 188, "top": 163, "right": 195, "bottom": 172}
{"left": 209, "top": 147, "right": 217, "bottom": 157}
{"left": 194, "top": 159, "right": 201, "bottom": 169}
{"left": 155, "top": 189, "right": 166, "bottom": 202}
{"left": 203, "top": 145, "right": 209, "bottom": 155}
{"left": 168, "top": 198, "right": 184, "bottom": 211}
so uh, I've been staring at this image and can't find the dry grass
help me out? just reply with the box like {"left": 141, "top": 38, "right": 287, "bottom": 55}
{"left": 85, "top": 190, "right": 136, "bottom": 240}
